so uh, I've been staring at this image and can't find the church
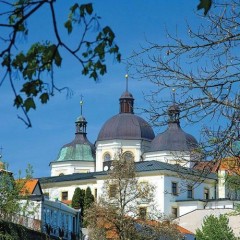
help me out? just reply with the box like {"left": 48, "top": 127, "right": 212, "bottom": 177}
{"left": 40, "top": 77, "right": 239, "bottom": 219}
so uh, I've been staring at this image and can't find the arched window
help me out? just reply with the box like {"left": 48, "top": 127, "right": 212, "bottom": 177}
{"left": 122, "top": 151, "right": 134, "bottom": 161}
{"left": 103, "top": 152, "right": 111, "bottom": 161}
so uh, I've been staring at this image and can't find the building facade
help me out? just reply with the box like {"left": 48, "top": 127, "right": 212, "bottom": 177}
{"left": 40, "top": 83, "right": 239, "bottom": 219}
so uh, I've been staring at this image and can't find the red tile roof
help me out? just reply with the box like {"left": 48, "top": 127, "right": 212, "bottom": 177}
{"left": 18, "top": 179, "right": 39, "bottom": 195}
{"left": 193, "top": 156, "right": 240, "bottom": 174}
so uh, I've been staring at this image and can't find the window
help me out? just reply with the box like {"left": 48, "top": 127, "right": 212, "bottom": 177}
{"left": 61, "top": 191, "right": 68, "bottom": 201}
{"left": 187, "top": 185, "right": 193, "bottom": 198}
{"left": 139, "top": 207, "right": 147, "bottom": 220}
{"left": 103, "top": 152, "right": 111, "bottom": 161}
{"left": 172, "top": 182, "right": 178, "bottom": 195}
{"left": 122, "top": 151, "right": 134, "bottom": 161}
{"left": 95, "top": 188, "right": 97, "bottom": 199}
{"left": 109, "top": 184, "right": 117, "bottom": 198}
{"left": 204, "top": 188, "right": 209, "bottom": 199}
{"left": 171, "top": 207, "right": 178, "bottom": 218}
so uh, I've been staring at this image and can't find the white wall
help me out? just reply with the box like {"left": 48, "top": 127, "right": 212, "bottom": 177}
{"left": 51, "top": 161, "right": 95, "bottom": 177}
{"left": 144, "top": 151, "right": 192, "bottom": 168}
{"left": 43, "top": 181, "right": 97, "bottom": 202}
{"left": 95, "top": 139, "right": 146, "bottom": 171}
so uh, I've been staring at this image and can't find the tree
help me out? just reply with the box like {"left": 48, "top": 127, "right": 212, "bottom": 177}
{"left": 85, "top": 157, "right": 182, "bottom": 240}
{"left": 130, "top": 0, "right": 240, "bottom": 171}
{"left": 0, "top": 170, "right": 20, "bottom": 217}
{"left": 84, "top": 186, "right": 94, "bottom": 210}
{"left": 0, "top": 1, "right": 121, "bottom": 127}
{"left": 0, "top": 162, "right": 33, "bottom": 218}
{"left": 72, "top": 187, "right": 81, "bottom": 209}
{"left": 71, "top": 187, "right": 85, "bottom": 214}
{"left": 196, "top": 214, "right": 237, "bottom": 240}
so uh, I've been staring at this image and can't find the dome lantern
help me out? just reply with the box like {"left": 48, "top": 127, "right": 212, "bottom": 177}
{"left": 97, "top": 75, "right": 154, "bottom": 142}
{"left": 119, "top": 74, "right": 134, "bottom": 114}
{"left": 55, "top": 98, "right": 95, "bottom": 162}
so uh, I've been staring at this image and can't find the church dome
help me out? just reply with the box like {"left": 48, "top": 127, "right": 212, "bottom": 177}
{"left": 56, "top": 105, "right": 95, "bottom": 162}
{"left": 150, "top": 104, "right": 198, "bottom": 152}
{"left": 97, "top": 113, "right": 155, "bottom": 141}
{"left": 97, "top": 89, "right": 155, "bottom": 141}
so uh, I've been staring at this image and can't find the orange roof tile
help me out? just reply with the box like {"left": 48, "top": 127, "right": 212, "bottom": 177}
{"left": 62, "top": 200, "right": 72, "bottom": 205}
{"left": 176, "top": 225, "right": 193, "bottom": 234}
{"left": 18, "top": 179, "right": 39, "bottom": 195}
{"left": 193, "top": 156, "right": 240, "bottom": 174}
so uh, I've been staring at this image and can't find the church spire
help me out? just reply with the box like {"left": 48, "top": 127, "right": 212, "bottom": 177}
{"left": 75, "top": 96, "right": 87, "bottom": 134}
{"left": 119, "top": 74, "right": 134, "bottom": 114}
{"left": 168, "top": 88, "right": 180, "bottom": 124}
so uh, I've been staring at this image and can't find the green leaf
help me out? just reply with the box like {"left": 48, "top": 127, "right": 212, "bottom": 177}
{"left": 54, "top": 48, "right": 62, "bottom": 67}
{"left": 197, "top": 0, "right": 212, "bottom": 15}
{"left": 23, "top": 98, "right": 36, "bottom": 112}
{"left": 85, "top": 3, "right": 93, "bottom": 15}
{"left": 40, "top": 93, "right": 49, "bottom": 104}
{"left": 64, "top": 20, "right": 73, "bottom": 34}
{"left": 14, "top": 95, "right": 23, "bottom": 108}
{"left": 90, "top": 71, "right": 97, "bottom": 80}
{"left": 2, "top": 55, "right": 10, "bottom": 67}
{"left": 70, "top": 3, "right": 79, "bottom": 13}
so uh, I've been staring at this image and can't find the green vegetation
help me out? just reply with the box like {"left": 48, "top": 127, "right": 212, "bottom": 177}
{"left": 196, "top": 214, "right": 237, "bottom": 240}
{"left": 84, "top": 186, "right": 94, "bottom": 211}
{"left": 0, "top": 220, "right": 53, "bottom": 240}
{"left": 1, "top": 1, "right": 120, "bottom": 127}
{"left": 85, "top": 157, "right": 182, "bottom": 240}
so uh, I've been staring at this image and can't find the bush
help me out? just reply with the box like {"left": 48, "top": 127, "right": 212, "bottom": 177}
{"left": 0, "top": 220, "right": 53, "bottom": 240}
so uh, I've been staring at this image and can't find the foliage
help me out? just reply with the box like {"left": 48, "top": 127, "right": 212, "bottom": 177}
{"left": 197, "top": 0, "right": 212, "bottom": 15}
{"left": 71, "top": 187, "right": 85, "bottom": 213}
{"left": 0, "top": 219, "right": 52, "bottom": 240}
{"left": 85, "top": 156, "right": 182, "bottom": 240}
{"left": 84, "top": 186, "right": 94, "bottom": 210}
{"left": 195, "top": 214, "right": 237, "bottom": 240}
{"left": 71, "top": 187, "right": 81, "bottom": 209}
{"left": 0, "top": 1, "right": 121, "bottom": 127}
{"left": 130, "top": 0, "right": 240, "bottom": 170}
{"left": 0, "top": 163, "right": 34, "bottom": 219}
{"left": 0, "top": 172, "right": 20, "bottom": 218}
{"left": 226, "top": 175, "right": 240, "bottom": 192}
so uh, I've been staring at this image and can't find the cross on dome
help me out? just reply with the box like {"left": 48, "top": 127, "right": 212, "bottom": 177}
{"left": 80, "top": 94, "right": 84, "bottom": 116}
{"left": 125, "top": 73, "right": 129, "bottom": 92}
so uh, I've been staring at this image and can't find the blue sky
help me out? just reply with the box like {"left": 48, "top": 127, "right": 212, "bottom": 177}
{"left": 0, "top": 1, "right": 203, "bottom": 177}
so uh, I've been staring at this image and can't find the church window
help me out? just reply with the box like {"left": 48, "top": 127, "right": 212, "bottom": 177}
{"left": 172, "top": 182, "right": 178, "bottom": 195}
{"left": 204, "top": 188, "right": 209, "bottom": 199}
{"left": 61, "top": 191, "right": 68, "bottom": 201}
{"left": 103, "top": 152, "right": 111, "bottom": 161}
{"left": 139, "top": 207, "right": 147, "bottom": 220}
{"left": 122, "top": 151, "right": 134, "bottom": 161}
{"left": 109, "top": 184, "right": 117, "bottom": 198}
{"left": 94, "top": 188, "right": 97, "bottom": 199}
{"left": 187, "top": 185, "right": 193, "bottom": 198}
{"left": 171, "top": 207, "right": 178, "bottom": 218}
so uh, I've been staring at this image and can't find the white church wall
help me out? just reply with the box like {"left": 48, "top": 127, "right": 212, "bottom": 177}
{"left": 51, "top": 161, "right": 95, "bottom": 177}
{"left": 43, "top": 181, "right": 97, "bottom": 203}
{"left": 178, "top": 201, "right": 205, "bottom": 216}
{"left": 144, "top": 151, "right": 192, "bottom": 168}
{"left": 96, "top": 139, "right": 145, "bottom": 171}
{"left": 163, "top": 175, "right": 216, "bottom": 217}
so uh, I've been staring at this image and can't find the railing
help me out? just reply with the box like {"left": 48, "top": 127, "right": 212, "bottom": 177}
{"left": 43, "top": 224, "right": 82, "bottom": 240}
